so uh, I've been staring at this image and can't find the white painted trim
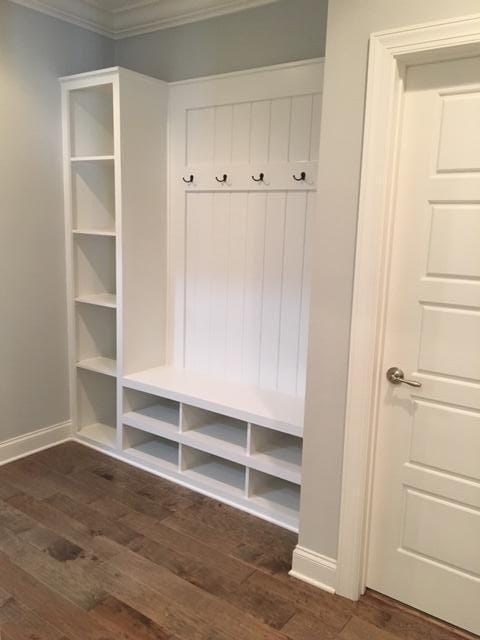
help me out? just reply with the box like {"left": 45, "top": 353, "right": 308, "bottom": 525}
{"left": 0, "top": 421, "right": 73, "bottom": 466}
{"left": 290, "top": 545, "right": 336, "bottom": 593}
{"left": 168, "top": 57, "right": 325, "bottom": 86}
{"left": 7, "top": 0, "right": 281, "bottom": 39}
{"left": 113, "top": 0, "right": 281, "bottom": 39}
{"left": 8, "top": 0, "right": 113, "bottom": 37}
{"left": 337, "top": 12, "right": 480, "bottom": 601}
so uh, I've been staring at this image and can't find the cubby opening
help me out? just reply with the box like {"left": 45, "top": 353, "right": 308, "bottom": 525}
{"left": 248, "top": 469, "right": 300, "bottom": 528}
{"left": 181, "top": 405, "right": 248, "bottom": 454}
{"left": 76, "top": 369, "right": 116, "bottom": 448}
{"left": 123, "top": 425, "right": 179, "bottom": 471}
{"left": 250, "top": 425, "right": 302, "bottom": 484}
{"left": 181, "top": 446, "right": 246, "bottom": 497}
{"left": 72, "top": 160, "right": 115, "bottom": 233}
{"left": 76, "top": 304, "right": 116, "bottom": 376}
{"left": 123, "top": 389, "right": 180, "bottom": 437}
{"left": 70, "top": 84, "right": 114, "bottom": 158}
{"left": 74, "top": 234, "right": 116, "bottom": 300}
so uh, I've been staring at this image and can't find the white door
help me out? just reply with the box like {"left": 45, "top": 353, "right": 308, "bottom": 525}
{"left": 367, "top": 56, "right": 480, "bottom": 635}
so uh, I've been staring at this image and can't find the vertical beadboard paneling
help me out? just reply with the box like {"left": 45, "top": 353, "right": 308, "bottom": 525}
{"left": 214, "top": 105, "right": 233, "bottom": 164}
{"left": 184, "top": 192, "right": 213, "bottom": 371}
{"left": 259, "top": 193, "right": 286, "bottom": 389}
{"left": 208, "top": 193, "right": 230, "bottom": 375}
{"left": 182, "top": 92, "right": 320, "bottom": 395}
{"left": 296, "top": 192, "right": 315, "bottom": 394}
{"left": 310, "top": 94, "right": 322, "bottom": 161}
{"left": 232, "top": 103, "right": 251, "bottom": 164}
{"left": 242, "top": 193, "right": 267, "bottom": 383}
{"left": 269, "top": 98, "right": 291, "bottom": 162}
{"left": 250, "top": 101, "right": 271, "bottom": 163}
{"left": 187, "top": 107, "right": 215, "bottom": 165}
{"left": 289, "top": 95, "right": 313, "bottom": 162}
{"left": 277, "top": 192, "right": 308, "bottom": 393}
{"left": 225, "top": 193, "right": 248, "bottom": 377}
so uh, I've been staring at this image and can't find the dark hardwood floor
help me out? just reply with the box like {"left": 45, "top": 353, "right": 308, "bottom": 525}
{"left": 0, "top": 442, "right": 476, "bottom": 640}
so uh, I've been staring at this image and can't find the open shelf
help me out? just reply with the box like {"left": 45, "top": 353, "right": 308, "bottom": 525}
{"left": 123, "top": 425, "right": 179, "bottom": 472}
{"left": 74, "top": 234, "right": 116, "bottom": 300}
{"left": 123, "top": 367, "right": 304, "bottom": 436}
{"left": 123, "top": 389, "right": 179, "bottom": 438}
{"left": 181, "top": 405, "right": 247, "bottom": 460}
{"left": 75, "top": 293, "right": 117, "bottom": 309}
{"left": 77, "top": 422, "right": 117, "bottom": 448}
{"left": 73, "top": 229, "right": 116, "bottom": 237}
{"left": 77, "top": 356, "right": 116, "bottom": 378}
{"left": 248, "top": 470, "right": 300, "bottom": 530}
{"left": 72, "top": 159, "right": 115, "bottom": 235}
{"left": 76, "top": 369, "right": 116, "bottom": 450}
{"left": 71, "top": 155, "right": 114, "bottom": 162}
{"left": 249, "top": 425, "right": 302, "bottom": 484}
{"left": 182, "top": 446, "right": 246, "bottom": 498}
{"left": 70, "top": 84, "right": 114, "bottom": 158}
{"left": 76, "top": 304, "right": 116, "bottom": 364}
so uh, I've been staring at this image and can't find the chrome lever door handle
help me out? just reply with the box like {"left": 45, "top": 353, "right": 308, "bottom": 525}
{"left": 386, "top": 367, "right": 422, "bottom": 388}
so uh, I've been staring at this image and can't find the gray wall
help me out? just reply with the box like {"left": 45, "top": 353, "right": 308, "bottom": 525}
{"left": 299, "top": 0, "right": 480, "bottom": 560}
{"left": 115, "top": 0, "right": 328, "bottom": 81}
{"left": 0, "top": 0, "right": 114, "bottom": 443}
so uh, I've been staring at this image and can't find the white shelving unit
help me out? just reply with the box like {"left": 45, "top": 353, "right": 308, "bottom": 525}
{"left": 62, "top": 62, "right": 322, "bottom": 532}
{"left": 62, "top": 67, "right": 169, "bottom": 455}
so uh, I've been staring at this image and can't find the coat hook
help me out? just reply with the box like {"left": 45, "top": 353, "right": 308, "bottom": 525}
{"left": 293, "top": 171, "right": 306, "bottom": 182}
{"left": 183, "top": 175, "right": 194, "bottom": 184}
{"left": 252, "top": 172, "right": 265, "bottom": 183}
{"left": 215, "top": 174, "right": 228, "bottom": 183}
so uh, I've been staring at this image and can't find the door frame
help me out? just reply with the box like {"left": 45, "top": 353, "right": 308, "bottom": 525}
{"left": 336, "top": 13, "right": 480, "bottom": 600}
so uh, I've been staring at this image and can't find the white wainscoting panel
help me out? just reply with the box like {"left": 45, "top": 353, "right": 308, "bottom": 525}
{"left": 183, "top": 190, "right": 315, "bottom": 395}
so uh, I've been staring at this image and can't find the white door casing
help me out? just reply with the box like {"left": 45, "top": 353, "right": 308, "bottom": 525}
{"left": 366, "top": 56, "right": 480, "bottom": 635}
{"left": 336, "top": 11, "right": 480, "bottom": 618}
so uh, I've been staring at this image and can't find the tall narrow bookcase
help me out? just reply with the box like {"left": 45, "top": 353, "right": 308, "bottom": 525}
{"left": 61, "top": 67, "right": 168, "bottom": 452}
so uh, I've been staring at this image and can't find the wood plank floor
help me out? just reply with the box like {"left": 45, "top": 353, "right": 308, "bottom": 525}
{"left": 0, "top": 442, "right": 477, "bottom": 640}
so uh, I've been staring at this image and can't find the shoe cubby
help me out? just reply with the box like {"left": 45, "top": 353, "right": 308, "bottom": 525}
{"left": 248, "top": 469, "right": 300, "bottom": 529}
{"left": 76, "top": 304, "right": 116, "bottom": 377}
{"left": 123, "top": 388, "right": 180, "bottom": 437}
{"left": 249, "top": 424, "right": 302, "bottom": 484}
{"left": 69, "top": 84, "right": 114, "bottom": 158}
{"left": 76, "top": 368, "right": 117, "bottom": 449}
{"left": 181, "top": 445, "right": 246, "bottom": 498}
{"left": 72, "top": 160, "right": 115, "bottom": 234}
{"left": 122, "top": 425, "right": 179, "bottom": 472}
{"left": 181, "top": 405, "right": 248, "bottom": 459}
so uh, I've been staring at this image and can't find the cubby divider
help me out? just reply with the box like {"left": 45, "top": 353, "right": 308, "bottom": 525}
{"left": 248, "top": 469, "right": 300, "bottom": 530}
{"left": 123, "top": 388, "right": 180, "bottom": 438}
{"left": 249, "top": 424, "right": 302, "bottom": 484}
{"left": 181, "top": 405, "right": 248, "bottom": 458}
{"left": 181, "top": 445, "right": 246, "bottom": 498}
{"left": 123, "top": 425, "right": 179, "bottom": 472}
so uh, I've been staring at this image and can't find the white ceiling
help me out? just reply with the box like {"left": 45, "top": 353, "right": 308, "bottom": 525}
{"left": 10, "top": 0, "right": 280, "bottom": 38}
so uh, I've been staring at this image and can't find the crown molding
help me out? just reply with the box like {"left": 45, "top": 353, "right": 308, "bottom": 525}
{"left": 8, "top": 0, "right": 281, "bottom": 39}
{"left": 9, "top": 0, "right": 113, "bottom": 37}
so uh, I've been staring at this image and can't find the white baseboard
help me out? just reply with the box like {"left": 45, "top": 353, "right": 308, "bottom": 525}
{"left": 0, "top": 420, "right": 72, "bottom": 466}
{"left": 290, "top": 545, "right": 337, "bottom": 593}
